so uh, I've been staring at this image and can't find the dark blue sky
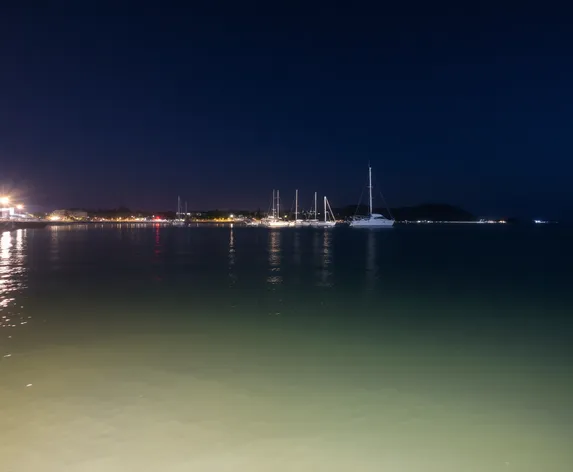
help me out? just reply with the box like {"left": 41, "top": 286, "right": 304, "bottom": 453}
{"left": 1, "top": 3, "right": 571, "bottom": 218}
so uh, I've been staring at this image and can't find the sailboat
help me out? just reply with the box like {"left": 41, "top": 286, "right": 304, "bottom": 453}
{"left": 173, "top": 196, "right": 186, "bottom": 226}
{"left": 350, "top": 166, "right": 394, "bottom": 228}
{"left": 262, "top": 190, "right": 294, "bottom": 228}
{"left": 294, "top": 189, "right": 304, "bottom": 225}
{"left": 301, "top": 191, "right": 319, "bottom": 226}
{"left": 310, "top": 196, "right": 337, "bottom": 227}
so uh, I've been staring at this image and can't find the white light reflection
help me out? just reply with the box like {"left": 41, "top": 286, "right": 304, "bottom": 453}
{"left": 1, "top": 231, "right": 11, "bottom": 260}
{"left": 267, "top": 230, "right": 282, "bottom": 286}
{"left": 1, "top": 232, "right": 13, "bottom": 296}
{"left": 49, "top": 226, "right": 60, "bottom": 266}
{"left": 15, "top": 229, "right": 23, "bottom": 252}
{"left": 319, "top": 229, "right": 333, "bottom": 287}
{"left": 0, "top": 229, "right": 29, "bottom": 332}
{"left": 228, "top": 226, "right": 236, "bottom": 286}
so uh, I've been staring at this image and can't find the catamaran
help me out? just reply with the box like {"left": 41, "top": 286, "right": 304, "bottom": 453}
{"left": 262, "top": 190, "right": 294, "bottom": 228}
{"left": 350, "top": 166, "right": 394, "bottom": 228}
{"left": 309, "top": 196, "right": 336, "bottom": 227}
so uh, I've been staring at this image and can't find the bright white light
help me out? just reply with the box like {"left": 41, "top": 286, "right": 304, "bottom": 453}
{"left": 16, "top": 204, "right": 24, "bottom": 210}
{"left": 0, "top": 196, "right": 9, "bottom": 205}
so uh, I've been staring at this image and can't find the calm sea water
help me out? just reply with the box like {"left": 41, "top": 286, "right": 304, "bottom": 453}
{"left": 1, "top": 224, "right": 572, "bottom": 471}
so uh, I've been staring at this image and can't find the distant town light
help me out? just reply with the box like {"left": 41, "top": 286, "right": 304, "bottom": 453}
{"left": 16, "top": 204, "right": 24, "bottom": 210}
{"left": 0, "top": 196, "right": 9, "bottom": 205}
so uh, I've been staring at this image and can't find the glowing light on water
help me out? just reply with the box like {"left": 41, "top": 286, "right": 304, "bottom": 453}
{"left": 267, "top": 230, "right": 282, "bottom": 285}
{"left": 1, "top": 231, "right": 11, "bottom": 259}
{"left": 0, "top": 229, "right": 30, "bottom": 331}
{"left": 228, "top": 226, "right": 236, "bottom": 286}
{"left": 318, "top": 230, "right": 333, "bottom": 287}
{"left": 15, "top": 229, "right": 23, "bottom": 252}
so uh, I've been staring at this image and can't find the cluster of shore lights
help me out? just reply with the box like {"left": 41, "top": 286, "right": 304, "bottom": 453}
{"left": 0, "top": 196, "right": 24, "bottom": 210}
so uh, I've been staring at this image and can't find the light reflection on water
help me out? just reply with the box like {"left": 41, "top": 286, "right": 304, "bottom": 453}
{"left": 318, "top": 230, "right": 333, "bottom": 287}
{"left": 263, "top": 228, "right": 336, "bottom": 288}
{"left": 293, "top": 230, "right": 301, "bottom": 267}
{"left": 1, "top": 231, "right": 11, "bottom": 260}
{"left": 267, "top": 230, "right": 282, "bottom": 286}
{"left": 228, "top": 225, "right": 236, "bottom": 286}
{"left": 366, "top": 230, "right": 377, "bottom": 289}
{"left": 15, "top": 228, "right": 23, "bottom": 252}
{"left": 151, "top": 225, "right": 164, "bottom": 283}
{"left": 49, "top": 226, "right": 60, "bottom": 266}
{"left": 0, "top": 225, "right": 572, "bottom": 470}
{"left": 0, "top": 230, "right": 29, "bottom": 333}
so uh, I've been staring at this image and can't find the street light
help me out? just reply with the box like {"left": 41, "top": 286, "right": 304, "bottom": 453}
{"left": 16, "top": 204, "right": 24, "bottom": 210}
{"left": 0, "top": 196, "right": 9, "bottom": 205}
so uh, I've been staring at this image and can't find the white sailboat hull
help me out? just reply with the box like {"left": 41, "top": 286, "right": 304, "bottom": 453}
{"left": 350, "top": 216, "right": 394, "bottom": 228}
{"left": 300, "top": 220, "right": 318, "bottom": 226}
{"left": 309, "top": 221, "right": 336, "bottom": 228}
{"left": 263, "top": 220, "right": 295, "bottom": 228}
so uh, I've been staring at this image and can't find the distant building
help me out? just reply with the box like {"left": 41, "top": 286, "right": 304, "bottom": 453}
{"left": 50, "top": 209, "right": 88, "bottom": 221}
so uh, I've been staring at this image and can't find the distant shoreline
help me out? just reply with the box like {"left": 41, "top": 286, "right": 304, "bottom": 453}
{"left": 43, "top": 219, "right": 507, "bottom": 226}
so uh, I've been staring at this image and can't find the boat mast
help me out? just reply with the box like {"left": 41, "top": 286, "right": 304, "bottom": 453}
{"left": 277, "top": 190, "right": 280, "bottom": 218}
{"left": 368, "top": 165, "right": 373, "bottom": 217}
{"left": 323, "top": 196, "right": 327, "bottom": 222}
{"left": 177, "top": 196, "right": 181, "bottom": 219}
{"left": 314, "top": 191, "right": 317, "bottom": 220}
{"left": 326, "top": 197, "right": 335, "bottom": 222}
{"left": 272, "top": 190, "right": 276, "bottom": 218}
{"left": 295, "top": 189, "right": 298, "bottom": 222}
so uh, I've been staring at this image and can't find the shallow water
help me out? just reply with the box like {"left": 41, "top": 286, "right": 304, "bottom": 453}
{"left": 1, "top": 224, "right": 572, "bottom": 471}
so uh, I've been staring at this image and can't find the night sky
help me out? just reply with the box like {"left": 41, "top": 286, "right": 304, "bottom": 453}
{"left": 1, "top": 4, "right": 571, "bottom": 219}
